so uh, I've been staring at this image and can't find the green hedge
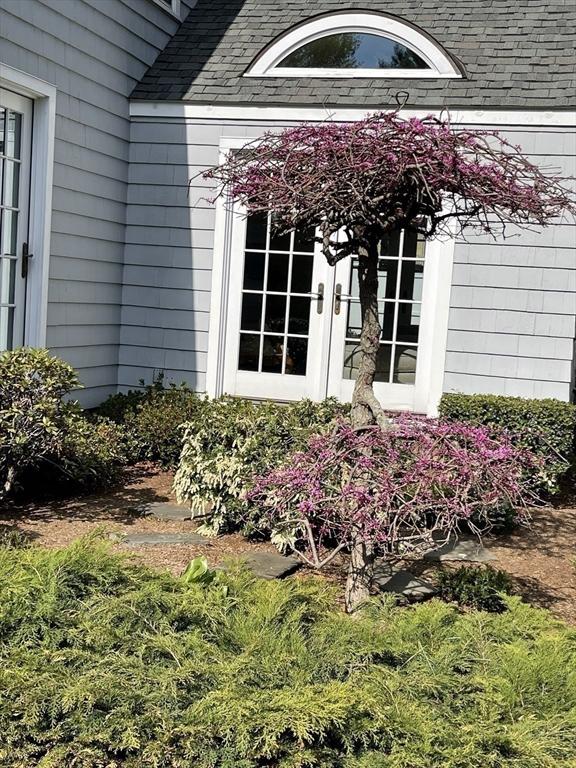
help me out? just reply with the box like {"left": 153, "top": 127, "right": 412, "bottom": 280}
{"left": 174, "top": 397, "right": 349, "bottom": 535}
{"left": 1, "top": 539, "right": 575, "bottom": 768}
{"left": 97, "top": 378, "right": 205, "bottom": 467}
{"left": 439, "top": 393, "right": 576, "bottom": 491}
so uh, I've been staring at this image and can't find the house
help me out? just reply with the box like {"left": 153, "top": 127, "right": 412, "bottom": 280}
{"left": 0, "top": 0, "right": 574, "bottom": 414}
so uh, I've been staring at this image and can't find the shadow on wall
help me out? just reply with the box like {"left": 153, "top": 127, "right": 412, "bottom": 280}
{"left": 118, "top": 105, "right": 224, "bottom": 393}
{"left": 132, "top": 0, "right": 248, "bottom": 100}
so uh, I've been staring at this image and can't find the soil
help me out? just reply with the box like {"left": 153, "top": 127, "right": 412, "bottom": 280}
{"left": 1, "top": 464, "right": 575, "bottom": 625}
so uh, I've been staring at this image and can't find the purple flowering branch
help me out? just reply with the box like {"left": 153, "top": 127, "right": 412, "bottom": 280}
{"left": 249, "top": 415, "right": 542, "bottom": 575}
{"left": 205, "top": 111, "right": 576, "bottom": 266}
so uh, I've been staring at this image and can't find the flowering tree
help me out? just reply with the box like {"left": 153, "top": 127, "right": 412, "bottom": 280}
{"left": 206, "top": 112, "right": 575, "bottom": 429}
{"left": 249, "top": 416, "right": 541, "bottom": 610}
{"left": 206, "top": 111, "right": 575, "bottom": 608}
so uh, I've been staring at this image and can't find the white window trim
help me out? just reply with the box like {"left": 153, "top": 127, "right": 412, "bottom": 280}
{"left": 150, "top": 0, "right": 181, "bottom": 18}
{"left": 0, "top": 63, "right": 56, "bottom": 348}
{"left": 245, "top": 13, "right": 462, "bottom": 79}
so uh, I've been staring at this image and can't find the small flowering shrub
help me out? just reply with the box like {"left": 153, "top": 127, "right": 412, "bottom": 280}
{"left": 249, "top": 415, "right": 541, "bottom": 568}
{"left": 174, "top": 397, "right": 348, "bottom": 535}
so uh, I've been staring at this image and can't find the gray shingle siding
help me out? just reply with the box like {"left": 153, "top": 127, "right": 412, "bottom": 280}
{"left": 0, "top": 0, "right": 194, "bottom": 405}
{"left": 120, "top": 117, "right": 576, "bottom": 403}
{"left": 132, "top": 0, "right": 576, "bottom": 110}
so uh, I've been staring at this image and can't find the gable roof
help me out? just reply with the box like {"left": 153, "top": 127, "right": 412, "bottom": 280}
{"left": 132, "top": 0, "right": 576, "bottom": 110}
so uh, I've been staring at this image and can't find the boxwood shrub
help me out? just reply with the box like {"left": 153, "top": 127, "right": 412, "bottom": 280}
{"left": 1, "top": 539, "right": 574, "bottom": 768}
{"left": 174, "top": 397, "right": 349, "bottom": 535}
{"left": 439, "top": 392, "right": 576, "bottom": 491}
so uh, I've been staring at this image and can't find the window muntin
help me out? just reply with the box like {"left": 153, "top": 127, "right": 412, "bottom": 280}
{"left": 279, "top": 33, "right": 429, "bottom": 70}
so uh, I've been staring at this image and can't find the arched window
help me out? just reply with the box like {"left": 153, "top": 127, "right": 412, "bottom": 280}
{"left": 245, "top": 12, "right": 462, "bottom": 79}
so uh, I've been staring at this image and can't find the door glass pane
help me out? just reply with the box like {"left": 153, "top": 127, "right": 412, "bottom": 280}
{"left": 294, "top": 226, "right": 315, "bottom": 253}
{"left": 291, "top": 253, "right": 314, "bottom": 293}
{"left": 399, "top": 260, "right": 424, "bottom": 301}
{"left": 245, "top": 213, "right": 267, "bottom": 250}
{"left": 243, "top": 251, "right": 265, "bottom": 290}
{"left": 264, "top": 294, "right": 287, "bottom": 332}
{"left": 396, "top": 303, "right": 420, "bottom": 344}
{"left": 288, "top": 297, "right": 311, "bottom": 335}
{"left": 237, "top": 213, "right": 314, "bottom": 378}
{"left": 0, "top": 305, "right": 14, "bottom": 350}
{"left": 0, "top": 258, "right": 16, "bottom": 304}
{"left": 3, "top": 160, "right": 19, "bottom": 208}
{"left": 267, "top": 253, "right": 289, "bottom": 291}
{"left": 238, "top": 334, "right": 260, "bottom": 371}
{"left": 394, "top": 345, "right": 417, "bottom": 384}
{"left": 1, "top": 210, "right": 17, "bottom": 255}
{"left": 5, "top": 111, "right": 21, "bottom": 159}
{"left": 240, "top": 293, "right": 263, "bottom": 331}
{"left": 343, "top": 341, "right": 392, "bottom": 382}
{"left": 286, "top": 337, "right": 308, "bottom": 375}
{"left": 262, "top": 335, "right": 284, "bottom": 373}
{"left": 269, "top": 219, "right": 291, "bottom": 251}
{"left": 342, "top": 232, "right": 426, "bottom": 385}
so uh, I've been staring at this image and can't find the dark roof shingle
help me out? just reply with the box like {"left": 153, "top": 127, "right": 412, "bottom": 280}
{"left": 132, "top": 0, "right": 576, "bottom": 109}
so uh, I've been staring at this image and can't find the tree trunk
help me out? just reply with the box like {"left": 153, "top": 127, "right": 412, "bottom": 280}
{"left": 349, "top": 241, "right": 389, "bottom": 431}
{"left": 345, "top": 236, "right": 388, "bottom": 611}
{"left": 345, "top": 536, "right": 375, "bottom": 613}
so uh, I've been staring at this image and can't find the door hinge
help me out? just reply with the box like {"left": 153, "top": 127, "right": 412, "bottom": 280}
{"left": 22, "top": 242, "right": 33, "bottom": 279}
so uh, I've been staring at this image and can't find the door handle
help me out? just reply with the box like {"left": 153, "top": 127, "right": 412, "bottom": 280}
{"left": 21, "top": 242, "right": 33, "bottom": 279}
{"left": 316, "top": 282, "right": 324, "bottom": 314}
{"left": 334, "top": 283, "right": 354, "bottom": 315}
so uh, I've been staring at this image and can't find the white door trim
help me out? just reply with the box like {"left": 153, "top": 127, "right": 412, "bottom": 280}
{"left": 0, "top": 63, "right": 56, "bottom": 348}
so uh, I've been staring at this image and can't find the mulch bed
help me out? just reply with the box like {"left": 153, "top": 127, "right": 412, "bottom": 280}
{"left": 1, "top": 463, "right": 575, "bottom": 625}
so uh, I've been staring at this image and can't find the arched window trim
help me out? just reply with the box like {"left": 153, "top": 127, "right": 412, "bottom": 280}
{"left": 245, "top": 13, "right": 462, "bottom": 79}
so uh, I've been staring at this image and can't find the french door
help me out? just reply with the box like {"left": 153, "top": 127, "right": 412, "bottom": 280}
{"left": 221, "top": 211, "right": 452, "bottom": 415}
{"left": 0, "top": 90, "right": 32, "bottom": 351}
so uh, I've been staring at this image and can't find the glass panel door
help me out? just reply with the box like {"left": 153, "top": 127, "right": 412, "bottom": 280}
{"left": 328, "top": 229, "right": 432, "bottom": 412}
{"left": 223, "top": 212, "right": 333, "bottom": 401}
{"left": 0, "top": 90, "right": 32, "bottom": 351}
{"left": 221, "top": 210, "right": 448, "bottom": 413}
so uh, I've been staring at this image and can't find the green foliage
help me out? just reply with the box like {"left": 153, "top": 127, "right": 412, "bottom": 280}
{"left": 0, "top": 539, "right": 575, "bottom": 767}
{"left": 437, "top": 565, "right": 515, "bottom": 613}
{"left": 54, "top": 411, "right": 134, "bottom": 489}
{"left": 0, "top": 525, "right": 30, "bottom": 549}
{"left": 439, "top": 392, "right": 576, "bottom": 491}
{"left": 174, "top": 397, "right": 349, "bottom": 535}
{"left": 124, "top": 386, "right": 205, "bottom": 467}
{"left": 98, "top": 376, "right": 204, "bottom": 467}
{"left": 0, "top": 348, "right": 80, "bottom": 498}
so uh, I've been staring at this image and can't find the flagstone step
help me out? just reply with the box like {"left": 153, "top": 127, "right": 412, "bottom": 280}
{"left": 117, "top": 532, "right": 210, "bottom": 547}
{"left": 135, "top": 502, "right": 195, "bottom": 521}
{"left": 423, "top": 536, "right": 495, "bottom": 563}
{"left": 218, "top": 552, "right": 302, "bottom": 580}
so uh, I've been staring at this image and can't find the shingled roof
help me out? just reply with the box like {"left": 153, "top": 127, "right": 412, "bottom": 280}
{"left": 132, "top": 0, "right": 576, "bottom": 109}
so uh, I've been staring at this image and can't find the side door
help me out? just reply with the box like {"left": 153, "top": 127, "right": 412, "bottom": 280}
{"left": 0, "top": 89, "right": 32, "bottom": 350}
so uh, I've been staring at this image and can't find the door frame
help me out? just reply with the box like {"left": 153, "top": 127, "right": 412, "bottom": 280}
{"left": 206, "top": 137, "right": 455, "bottom": 416}
{"left": 0, "top": 64, "right": 56, "bottom": 348}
